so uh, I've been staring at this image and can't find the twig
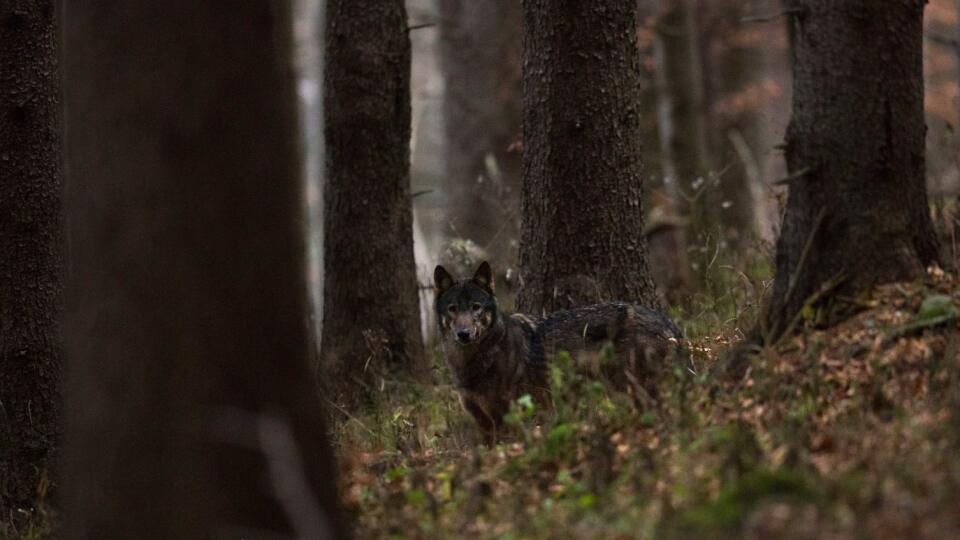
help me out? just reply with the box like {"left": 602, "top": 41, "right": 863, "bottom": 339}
{"left": 783, "top": 208, "right": 826, "bottom": 311}
{"left": 408, "top": 22, "right": 436, "bottom": 32}
{"left": 926, "top": 31, "right": 960, "bottom": 51}
{"left": 774, "top": 271, "right": 847, "bottom": 349}
{"left": 411, "top": 189, "right": 434, "bottom": 199}
{"left": 773, "top": 166, "right": 814, "bottom": 186}
{"left": 325, "top": 398, "right": 377, "bottom": 438}
{"left": 741, "top": 7, "right": 805, "bottom": 24}
{"left": 764, "top": 207, "right": 827, "bottom": 343}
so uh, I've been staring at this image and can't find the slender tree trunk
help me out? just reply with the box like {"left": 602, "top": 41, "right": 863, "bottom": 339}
{"left": 764, "top": 0, "right": 939, "bottom": 339}
{"left": 704, "top": 0, "right": 763, "bottom": 246}
{"left": 519, "top": 0, "right": 661, "bottom": 315}
{"left": 438, "top": 0, "right": 523, "bottom": 270}
{"left": 63, "top": 3, "right": 344, "bottom": 538}
{"left": 956, "top": 0, "right": 960, "bottom": 127}
{"left": 323, "top": 0, "right": 425, "bottom": 400}
{"left": 784, "top": 0, "right": 798, "bottom": 60}
{"left": 0, "top": 0, "right": 62, "bottom": 524}
{"left": 642, "top": 0, "right": 691, "bottom": 302}
{"left": 656, "top": 0, "right": 718, "bottom": 279}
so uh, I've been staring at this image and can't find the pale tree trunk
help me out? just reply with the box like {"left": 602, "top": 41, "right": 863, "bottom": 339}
{"left": 438, "top": 0, "right": 523, "bottom": 272}
{"left": 519, "top": 0, "right": 661, "bottom": 315}
{"left": 294, "top": 0, "right": 327, "bottom": 352}
{"left": 763, "top": 0, "right": 939, "bottom": 341}
{"left": 62, "top": 2, "right": 345, "bottom": 537}
{"left": 0, "top": 0, "right": 62, "bottom": 525}
{"left": 323, "top": 0, "right": 425, "bottom": 402}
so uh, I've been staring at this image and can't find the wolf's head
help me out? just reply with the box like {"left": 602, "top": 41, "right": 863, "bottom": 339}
{"left": 433, "top": 261, "right": 498, "bottom": 347}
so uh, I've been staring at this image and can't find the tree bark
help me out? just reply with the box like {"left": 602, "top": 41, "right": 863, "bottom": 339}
{"left": 518, "top": 0, "right": 661, "bottom": 315}
{"left": 0, "top": 0, "right": 62, "bottom": 523}
{"left": 438, "top": 0, "right": 523, "bottom": 270}
{"left": 62, "top": 3, "right": 344, "bottom": 538}
{"left": 323, "top": 0, "right": 425, "bottom": 400}
{"left": 765, "top": 0, "right": 940, "bottom": 339}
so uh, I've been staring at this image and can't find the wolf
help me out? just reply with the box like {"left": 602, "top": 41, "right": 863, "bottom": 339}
{"left": 434, "top": 261, "right": 682, "bottom": 443}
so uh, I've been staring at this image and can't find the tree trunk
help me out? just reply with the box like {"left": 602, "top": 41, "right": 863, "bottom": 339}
{"left": 655, "top": 0, "right": 718, "bottom": 280}
{"left": 518, "top": 0, "right": 661, "bottom": 315}
{"left": 0, "top": 0, "right": 62, "bottom": 524}
{"left": 765, "top": 0, "right": 940, "bottom": 339}
{"left": 956, "top": 0, "right": 960, "bottom": 127}
{"left": 323, "top": 0, "right": 425, "bottom": 400}
{"left": 438, "top": 0, "right": 523, "bottom": 271}
{"left": 704, "top": 0, "right": 763, "bottom": 246}
{"left": 62, "top": 3, "right": 345, "bottom": 538}
{"left": 784, "top": 0, "right": 799, "bottom": 59}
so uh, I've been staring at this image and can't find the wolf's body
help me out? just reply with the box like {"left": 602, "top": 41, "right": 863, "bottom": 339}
{"left": 434, "top": 263, "right": 682, "bottom": 443}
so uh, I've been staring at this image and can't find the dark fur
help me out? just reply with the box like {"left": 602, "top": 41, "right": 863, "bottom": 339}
{"left": 434, "top": 262, "right": 682, "bottom": 443}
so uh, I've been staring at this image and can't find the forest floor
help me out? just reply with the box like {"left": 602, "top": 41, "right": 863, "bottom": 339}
{"left": 5, "top": 269, "right": 959, "bottom": 540}
{"left": 337, "top": 267, "right": 960, "bottom": 539}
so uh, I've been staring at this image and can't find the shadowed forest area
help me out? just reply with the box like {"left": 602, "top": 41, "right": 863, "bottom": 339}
{"left": 2, "top": 0, "right": 960, "bottom": 539}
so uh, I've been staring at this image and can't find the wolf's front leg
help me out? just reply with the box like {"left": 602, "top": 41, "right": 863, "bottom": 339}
{"left": 462, "top": 397, "right": 499, "bottom": 447}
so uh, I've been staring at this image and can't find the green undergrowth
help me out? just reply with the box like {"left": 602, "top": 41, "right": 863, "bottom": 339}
{"left": 337, "top": 270, "right": 960, "bottom": 539}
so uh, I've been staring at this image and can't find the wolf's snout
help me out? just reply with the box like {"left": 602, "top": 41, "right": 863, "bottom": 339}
{"left": 456, "top": 329, "right": 472, "bottom": 343}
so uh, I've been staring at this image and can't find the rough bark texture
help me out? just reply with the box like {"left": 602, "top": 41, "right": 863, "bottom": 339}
{"left": 323, "top": 0, "right": 425, "bottom": 400}
{"left": 63, "top": 3, "right": 344, "bottom": 538}
{"left": 656, "top": 0, "right": 719, "bottom": 271}
{"left": 0, "top": 0, "right": 62, "bottom": 523}
{"left": 518, "top": 0, "right": 661, "bottom": 316}
{"left": 766, "top": 0, "right": 940, "bottom": 339}
{"left": 438, "top": 0, "right": 523, "bottom": 269}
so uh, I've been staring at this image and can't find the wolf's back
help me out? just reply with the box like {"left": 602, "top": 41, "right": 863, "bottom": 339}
{"left": 536, "top": 301, "right": 680, "bottom": 354}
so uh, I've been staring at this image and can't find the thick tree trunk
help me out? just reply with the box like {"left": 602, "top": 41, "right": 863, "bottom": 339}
{"left": 765, "top": 0, "right": 940, "bottom": 339}
{"left": 62, "top": 3, "right": 344, "bottom": 538}
{"left": 438, "top": 0, "right": 522, "bottom": 270}
{"left": 518, "top": 0, "right": 661, "bottom": 316}
{"left": 656, "top": 0, "right": 718, "bottom": 278}
{"left": 0, "top": 0, "right": 62, "bottom": 523}
{"left": 323, "top": 0, "right": 425, "bottom": 400}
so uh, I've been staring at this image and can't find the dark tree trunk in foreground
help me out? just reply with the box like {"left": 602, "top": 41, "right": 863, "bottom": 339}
{"left": 63, "top": 3, "right": 344, "bottom": 538}
{"left": 0, "top": 0, "right": 62, "bottom": 523}
{"left": 323, "top": 0, "right": 425, "bottom": 400}
{"left": 439, "top": 0, "right": 522, "bottom": 269}
{"left": 519, "top": 0, "right": 661, "bottom": 315}
{"left": 765, "top": 0, "right": 939, "bottom": 339}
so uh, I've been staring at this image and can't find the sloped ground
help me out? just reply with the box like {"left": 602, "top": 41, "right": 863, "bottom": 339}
{"left": 338, "top": 269, "right": 960, "bottom": 539}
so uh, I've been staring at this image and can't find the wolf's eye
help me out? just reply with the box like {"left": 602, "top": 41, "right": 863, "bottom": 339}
{"left": 447, "top": 304, "right": 458, "bottom": 314}
{"left": 472, "top": 302, "right": 482, "bottom": 312}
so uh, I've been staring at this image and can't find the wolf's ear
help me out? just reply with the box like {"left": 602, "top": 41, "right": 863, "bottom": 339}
{"left": 472, "top": 261, "right": 495, "bottom": 293}
{"left": 434, "top": 265, "right": 454, "bottom": 293}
